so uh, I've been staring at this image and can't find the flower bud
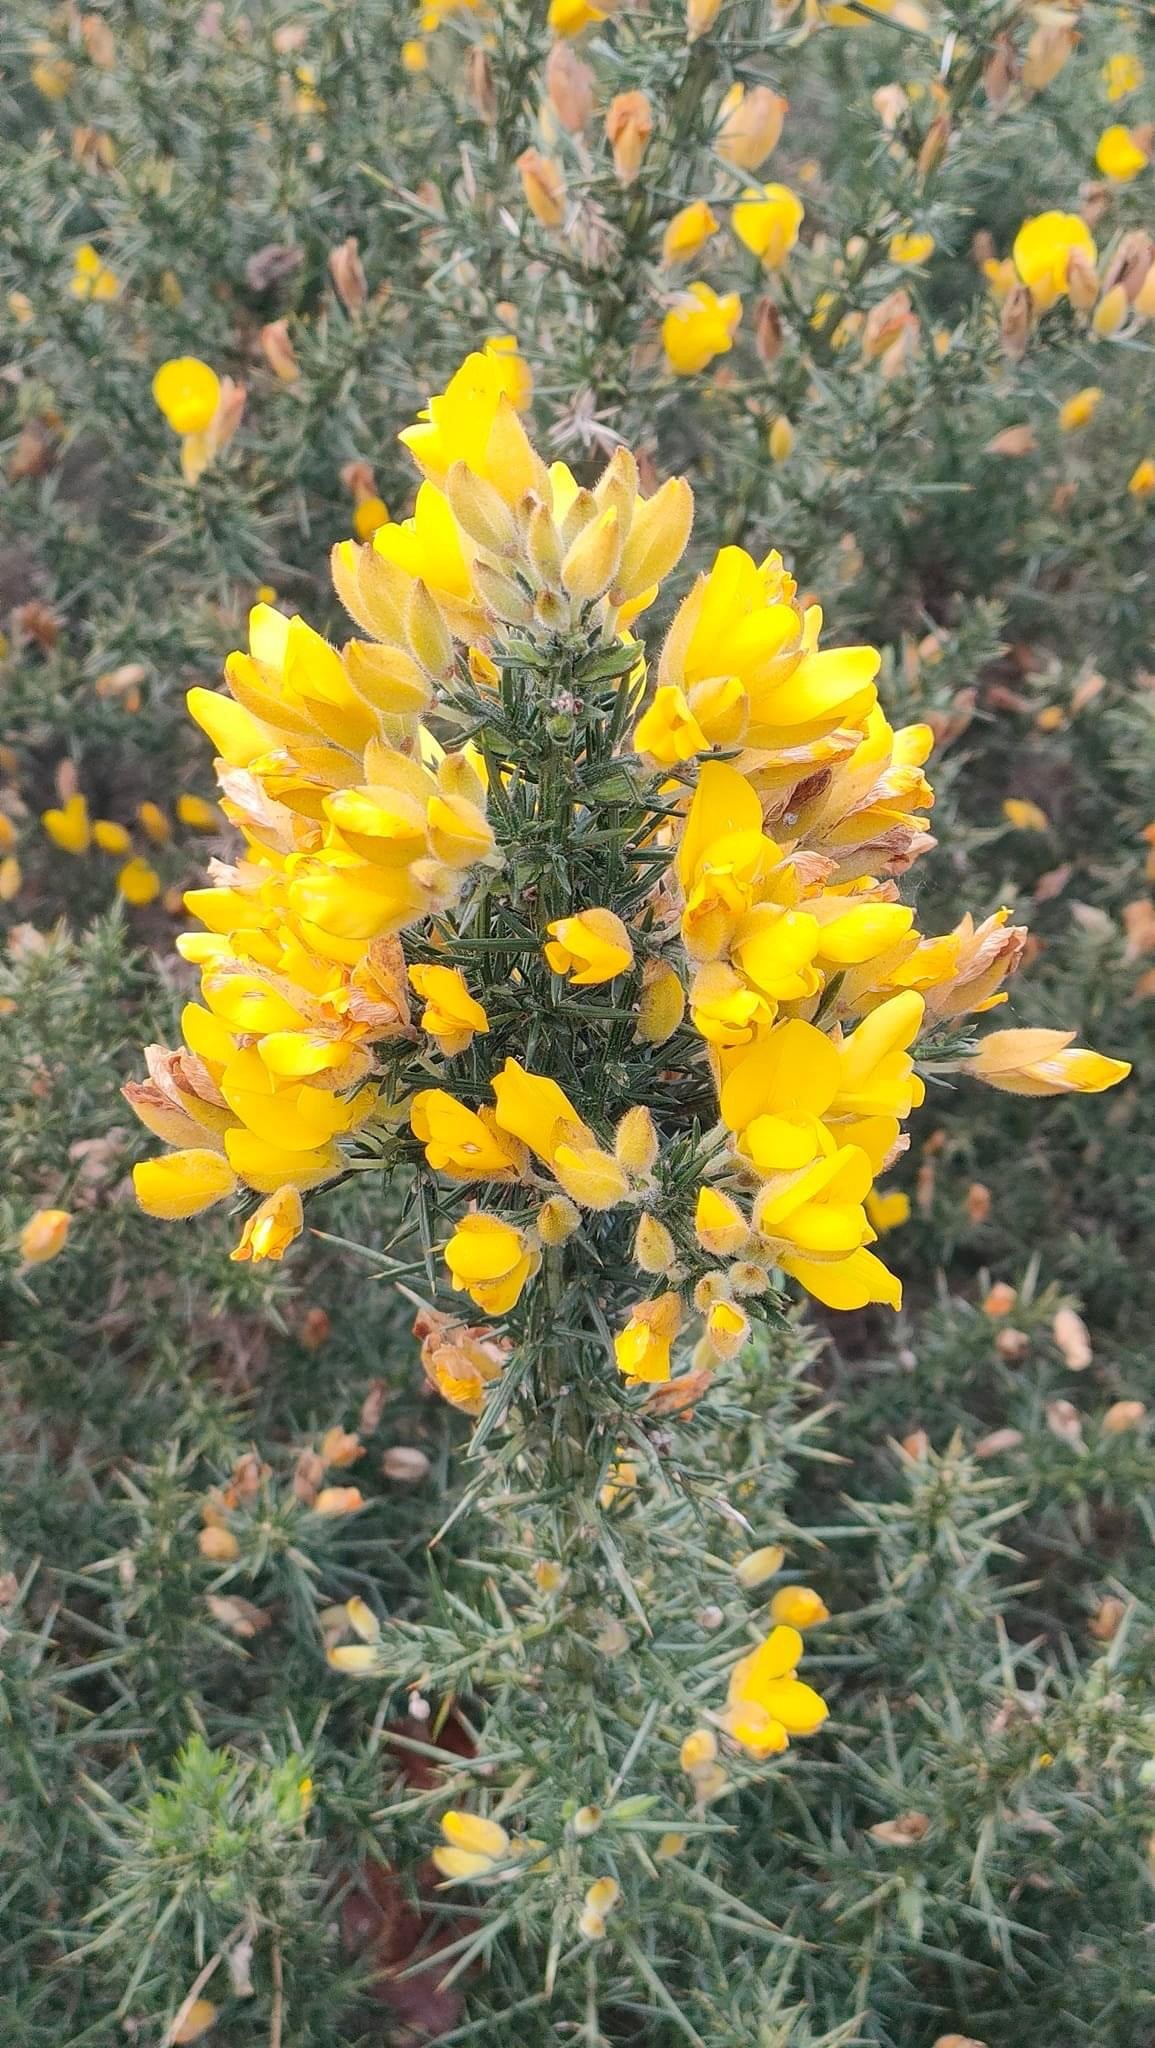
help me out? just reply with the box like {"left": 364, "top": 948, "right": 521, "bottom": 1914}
{"left": 605, "top": 90, "right": 653, "bottom": 185}
{"left": 768, "top": 414, "right": 794, "bottom": 462}
{"left": 1092, "top": 283, "right": 1128, "bottom": 336}
{"left": 768, "top": 1585, "right": 830, "bottom": 1629}
{"left": 537, "top": 1195, "right": 582, "bottom": 1245}
{"left": 680, "top": 1727, "right": 718, "bottom": 1773}
{"left": 546, "top": 40, "right": 594, "bottom": 132}
{"left": 1103, "top": 1399, "right": 1146, "bottom": 1433}
{"left": 686, "top": 0, "right": 722, "bottom": 37}
{"left": 634, "top": 1213, "right": 676, "bottom": 1274}
{"left": 635, "top": 961, "right": 685, "bottom": 1044}
{"left": 198, "top": 1525, "right": 240, "bottom": 1562}
{"left": 328, "top": 235, "right": 367, "bottom": 313}
{"left": 704, "top": 1298, "right": 749, "bottom": 1359}
{"left": 614, "top": 1106, "right": 659, "bottom": 1176}
{"left": 259, "top": 318, "right": 299, "bottom": 382}
{"left": 466, "top": 45, "right": 497, "bottom": 123}
{"left": 562, "top": 504, "right": 623, "bottom": 600}
{"left": 516, "top": 148, "right": 567, "bottom": 229}
{"left": 734, "top": 1545, "right": 785, "bottom": 1589}
{"left": 382, "top": 1446, "right": 431, "bottom": 1481}
{"left": 19, "top": 1207, "right": 71, "bottom": 1265}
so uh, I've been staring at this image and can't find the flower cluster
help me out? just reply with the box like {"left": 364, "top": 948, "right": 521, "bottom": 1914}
{"left": 128, "top": 347, "right": 1129, "bottom": 1397}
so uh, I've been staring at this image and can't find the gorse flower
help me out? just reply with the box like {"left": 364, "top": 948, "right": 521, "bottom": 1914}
{"left": 127, "top": 344, "right": 1128, "bottom": 1407}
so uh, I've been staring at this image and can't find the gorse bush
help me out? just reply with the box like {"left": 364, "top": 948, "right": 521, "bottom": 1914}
{"left": 1, "top": 0, "right": 1154, "bottom": 2044}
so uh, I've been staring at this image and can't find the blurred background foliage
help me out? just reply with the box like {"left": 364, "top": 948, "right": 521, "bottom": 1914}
{"left": 1, "top": 0, "right": 1154, "bottom": 2041}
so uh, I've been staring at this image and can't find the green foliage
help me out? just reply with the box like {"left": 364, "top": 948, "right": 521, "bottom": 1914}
{"left": 2, "top": 0, "right": 1155, "bottom": 2043}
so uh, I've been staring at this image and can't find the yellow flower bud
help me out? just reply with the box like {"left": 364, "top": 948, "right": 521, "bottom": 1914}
{"left": 327, "top": 1643, "right": 380, "bottom": 1674}
{"left": 19, "top": 1208, "right": 71, "bottom": 1265}
{"left": 635, "top": 961, "right": 686, "bottom": 1044}
{"left": 634, "top": 1213, "right": 677, "bottom": 1274}
{"left": 561, "top": 506, "right": 623, "bottom": 600}
{"left": 1129, "top": 457, "right": 1155, "bottom": 497}
{"left": 680, "top": 1727, "right": 718, "bottom": 1773}
{"left": 656, "top": 1831, "right": 688, "bottom": 1858}
{"left": 605, "top": 90, "right": 653, "bottom": 185}
{"left": 553, "top": 1143, "right": 630, "bottom": 1210}
{"left": 686, "top": 0, "right": 722, "bottom": 37}
{"left": 537, "top": 1195, "right": 581, "bottom": 1245}
{"left": 230, "top": 1185, "right": 304, "bottom": 1263}
{"left": 768, "top": 1585, "right": 830, "bottom": 1629}
{"left": 1093, "top": 283, "right": 1128, "bottom": 336}
{"left": 92, "top": 818, "right": 132, "bottom": 855}
{"left": 694, "top": 1185, "right": 749, "bottom": 1257}
{"left": 734, "top": 1545, "right": 786, "bottom": 1589}
{"left": 614, "top": 1106, "right": 659, "bottom": 1176}
{"left": 768, "top": 414, "right": 794, "bottom": 462}
{"left": 1058, "top": 386, "right": 1103, "bottom": 433}
{"left": 117, "top": 857, "right": 161, "bottom": 906}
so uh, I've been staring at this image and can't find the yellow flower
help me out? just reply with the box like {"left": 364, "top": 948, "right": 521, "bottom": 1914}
{"left": 1102, "top": 53, "right": 1143, "bottom": 103}
{"left": 1012, "top": 212, "right": 1097, "bottom": 303}
{"left": 731, "top": 184, "right": 804, "bottom": 269}
{"left": 1095, "top": 124, "right": 1149, "bottom": 183}
{"left": 704, "top": 1297, "right": 749, "bottom": 1359}
{"left": 661, "top": 200, "right": 719, "bottom": 267}
{"left": 548, "top": 0, "right": 605, "bottom": 33}
{"left": 1002, "top": 797, "right": 1049, "bottom": 833}
{"left": 133, "top": 1149, "right": 238, "bottom": 1219}
{"left": 409, "top": 964, "right": 489, "bottom": 1055}
{"left": 484, "top": 334, "right": 534, "bottom": 412}
{"left": 695, "top": 1185, "right": 750, "bottom": 1257}
{"left": 723, "top": 1622, "right": 828, "bottom": 1757}
{"left": 70, "top": 243, "right": 120, "bottom": 302}
{"left": 230, "top": 1185, "right": 304, "bottom": 1262}
{"left": 117, "top": 857, "right": 161, "bottom": 906}
{"left": 444, "top": 1212, "right": 538, "bottom": 1314}
{"left": 92, "top": 818, "right": 132, "bottom": 855}
{"left": 545, "top": 907, "right": 634, "bottom": 985}
{"left": 614, "top": 1292, "right": 683, "bottom": 1382}
{"left": 411, "top": 1088, "right": 524, "bottom": 1180}
{"left": 1129, "top": 457, "right": 1155, "bottom": 497}
{"left": 138, "top": 800, "right": 171, "bottom": 844}
{"left": 965, "top": 1029, "right": 1131, "bottom": 1097}
{"left": 401, "top": 38, "right": 428, "bottom": 72}
{"left": 1058, "top": 386, "right": 1103, "bottom": 433}
{"left": 42, "top": 793, "right": 90, "bottom": 854}
{"left": 768, "top": 1585, "right": 830, "bottom": 1629}
{"left": 19, "top": 1208, "right": 71, "bottom": 1265}
{"left": 864, "top": 1187, "right": 910, "bottom": 1234}
{"left": 714, "top": 82, "right": 788, "bottom": 172}
{"left": 662, "top": 283, "right": 742, "bottom": 375}
{"left": 441, "top": 1809, "right": 511, "bottom": 1861}
{"left": 152, "top": 357, "right": 222, "bottom": 436}
{"left": 353, "top": 494, "right": 389, "bottom": 539}
{"left": 888, "top": 230, "right": 935, "bottom": 266}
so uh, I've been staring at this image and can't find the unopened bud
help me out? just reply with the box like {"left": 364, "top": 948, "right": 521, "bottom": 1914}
{"left": 1092, "top": 283, "right": 1128, "bottom": 337}
{"left": 466, "top": 45, "right": 497, "bottom": 123}
{"left": 635, "top": 960, "right": 685, "bottom": 1044}
{"left": 516, "top": 148, "right": 567, "bottom": 230}
{"left": 999, "top": 284, "right": 1032, "bottom": 360}
{"left": 1103, "top": 1399, "right": 1146, "bottom": 1433}
{"left": 546, "top": 41, "right": 594, "bottom": 132}
{"left": 634, "top": 1213, "right": 677, "bottom": 1275}
{"left": 382, "top": 1445, "right": 431, "bottom": 1481}
{"left": 537, "top": 1195, "right": 581, "bottom": 1246}
{"left": 768, "top": 414, "right": 794, "bottom": 462}
{"left": 605, "top": 90, "right": 653, "bottom": 186}
{"left": 734, "top": 1544, "right": 785, "bottom": 1589}
{"left": 259, "top": 318, "right": 299, "bottom": 382}
{"left": 328, "top": 235, "right": 367, "bottom": 313}
{"left": 614, "top": 1105, "right": 659, "bottom": 1176}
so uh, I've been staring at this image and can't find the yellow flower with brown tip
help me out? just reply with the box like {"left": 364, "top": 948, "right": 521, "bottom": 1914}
{"left": 409, "top": 964, "right": 489, "bottom": 1056}
{"left": 444, "top": 1212, "right": 539, "bottom": 1315}
{"left": 545, "top": 908, "right": 634, "bottom": 986}
{"left": 230, "top": 1185, "right": 304, "bottom": 1262}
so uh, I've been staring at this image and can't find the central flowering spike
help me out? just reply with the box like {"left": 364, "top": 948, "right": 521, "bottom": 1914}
{"left": 126, "top": 345, "right": 1129, "bottom": 1394}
